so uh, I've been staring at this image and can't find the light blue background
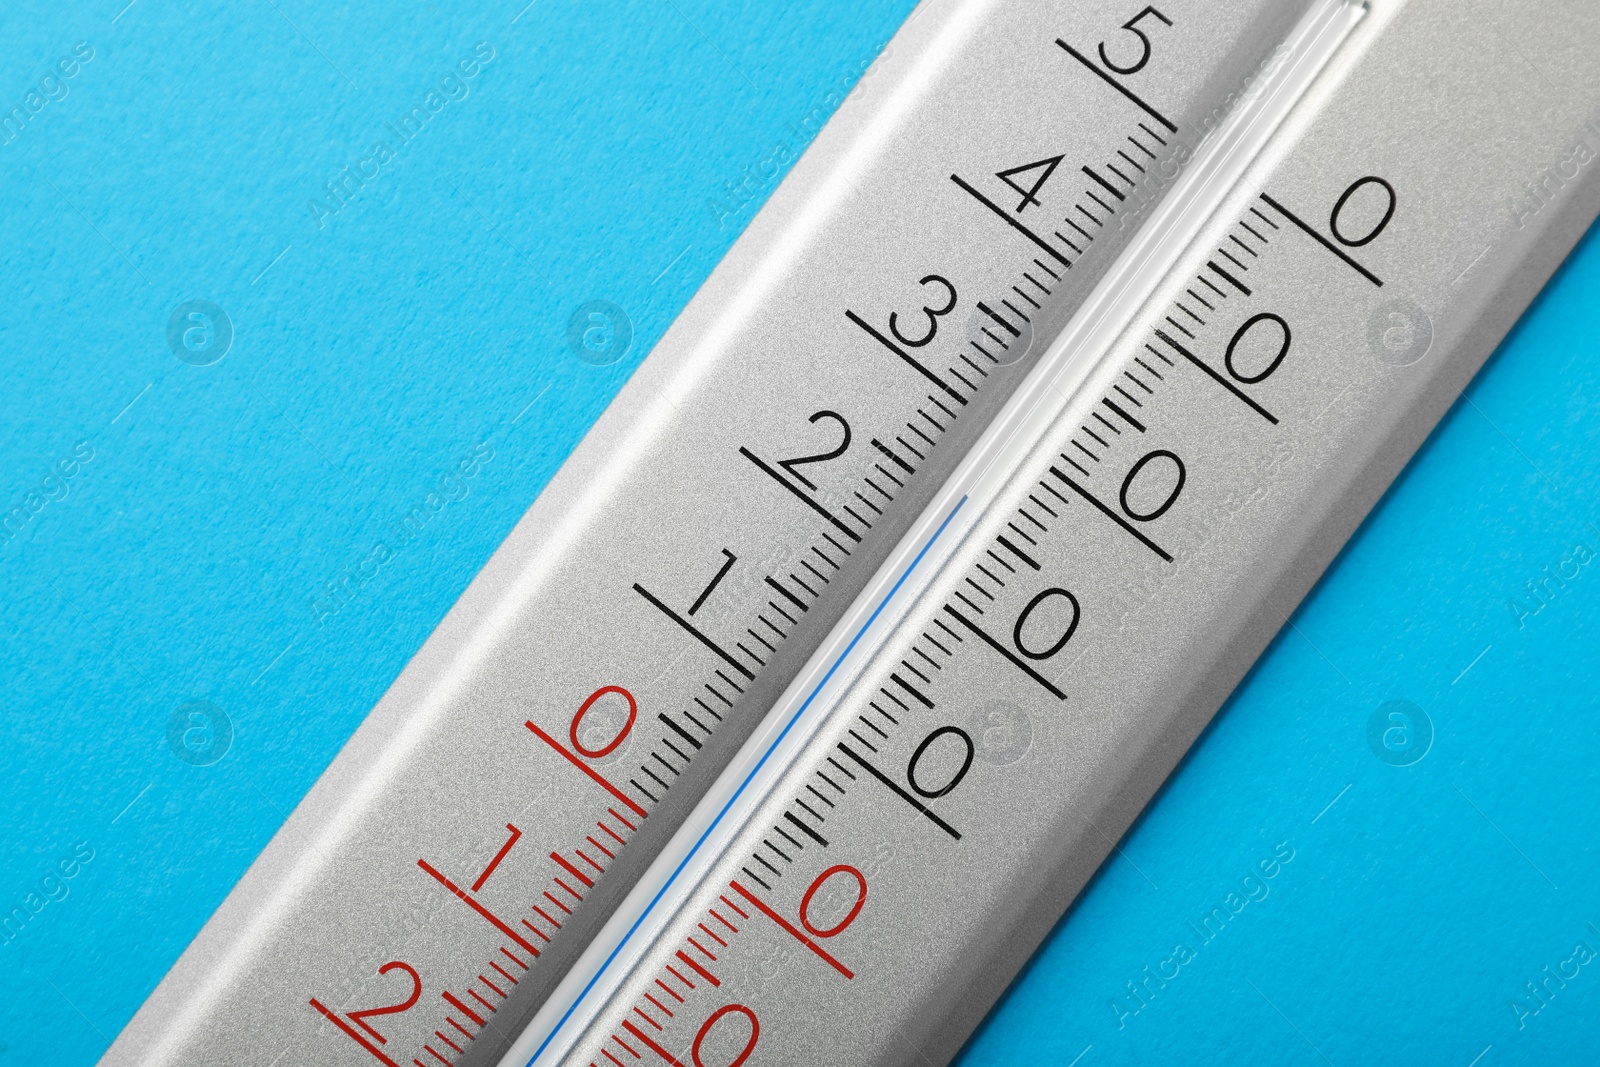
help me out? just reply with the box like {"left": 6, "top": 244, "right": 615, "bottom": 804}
{"left": 0, "top": 2, "right": 1593, "bottom": 1065}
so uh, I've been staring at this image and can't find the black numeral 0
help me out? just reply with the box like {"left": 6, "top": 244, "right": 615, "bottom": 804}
{"left": 907, "top": 726, "right": 975, "bottom": 799}
{"left": 1224, "top": 312, "right": 1291, "bottom": 385}
{"left": 1012, "top": 587, "right": 1081, "bottom": 661}
{"left": 1329, "top": 176, "right": 1395, "bottom": 247}
{"left": 1120, "top": 449, "right": 1186, "bottom": 522}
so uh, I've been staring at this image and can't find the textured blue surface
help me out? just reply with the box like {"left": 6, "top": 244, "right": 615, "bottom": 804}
{"left": 0, "top": 2, "right": 1594, "bottom": 1066}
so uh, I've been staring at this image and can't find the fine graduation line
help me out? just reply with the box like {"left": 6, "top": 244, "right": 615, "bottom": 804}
{"left": 838, "top": 742, "right": 962, "bottom": 839}
{"left": 1258, "top": 192, "right": 1384, "bottom": 286}
{"left": 634, "top": 583, "right": 757, "bottom": 680}
{"left": 1153, "top": 329, "right": 1279, "bottom": 424}
{"left": 1048, "top": 466, "right": 1173, "bottom": 562}
{"left": 739, "top": 447, "right": 864, "bottom": 544}
{"left": 949, "top": 174, "right": 1074, "bottom": 269}
{"left": 943, "top": 605, "right": 1067, "bottom": 700}
{"left": 1207, "top": 258, "right": 1251, "bottom": 295}
{"left": 844, "top": 310, "right": 969, "bottom": 405}
{"left": 1054, "top": 39, "right": 1178, "bottom": 133}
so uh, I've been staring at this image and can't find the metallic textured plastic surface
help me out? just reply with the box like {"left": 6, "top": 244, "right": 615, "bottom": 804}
{"left": 99, "top": 1, "right": 1316, "bottom": 1064}
{"left": 534, "top": 1, "right": 1600, "bottom": 1063}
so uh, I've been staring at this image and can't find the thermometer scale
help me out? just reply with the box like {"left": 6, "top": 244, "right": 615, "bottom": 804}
{"left": 101, "top": 0, "right": 1322, "bottom": 1064}
{"left": 513, "top": 0, "right": 1600, "bottom": 1063}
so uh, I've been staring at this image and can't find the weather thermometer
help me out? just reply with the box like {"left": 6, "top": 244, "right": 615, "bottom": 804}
{"left": 510, "top": 0, "right": 1600, "bottom": 1064}
{"left": 101, "top": 0, "right": 1331, "bottom": 1064}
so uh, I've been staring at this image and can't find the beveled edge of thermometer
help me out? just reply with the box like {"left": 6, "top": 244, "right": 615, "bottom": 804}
{"left": 505, "top": 2, "right": 1367, "bottom": 1063}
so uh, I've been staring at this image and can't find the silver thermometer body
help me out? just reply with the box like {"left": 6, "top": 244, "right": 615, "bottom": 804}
{"left": 530, "top": 0, "right": 1600, "bottom": 1063}
{"left": 100, "top": 1, "right": 1318, "bottom": 1064}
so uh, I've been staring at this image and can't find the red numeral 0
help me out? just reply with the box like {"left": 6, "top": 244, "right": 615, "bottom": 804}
{"left": 693, "top": 1004, "right": 760, "bottom": 1067}
{"left": 570, "top": 685, "right": 637, "bottom": 758}
{"left": 800, "top": 864, "right": 867, "bottom": 938}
